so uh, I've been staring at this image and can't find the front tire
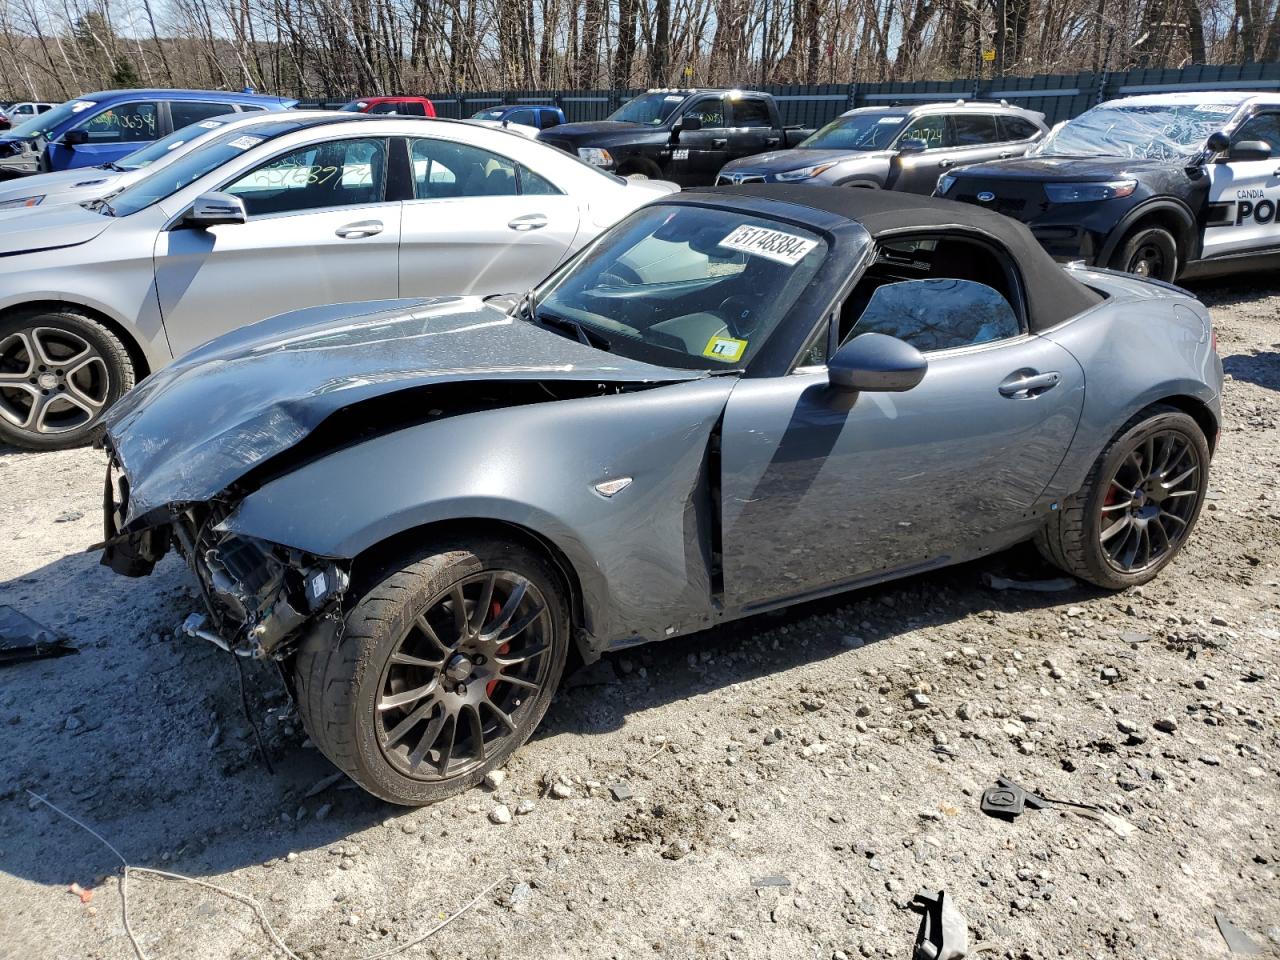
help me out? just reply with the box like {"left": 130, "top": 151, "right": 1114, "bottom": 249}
{"left": 0, "top": 308, "right": 135, "bottom": 450}
{"left": 1036, "top": 405, "right": 1209, "bottom": 589}
{"left": 1109, "top": 226, "right": 1178, "bottom": 282}
{"left": 294, "top": 539, "right": 570, "bottom": 805}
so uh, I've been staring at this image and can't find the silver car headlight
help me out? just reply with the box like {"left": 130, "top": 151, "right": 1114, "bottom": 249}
{"left": 0, "top": 194, "right": 44, "bottom": 209}
{"left": 774, "top": 162, "right": 836, "bottom": 182}
{"left": 577, "top": 147, "right": 614, "bottom": 167}
{"left": 936, "top": 173, "right": 957, "bottom": 195}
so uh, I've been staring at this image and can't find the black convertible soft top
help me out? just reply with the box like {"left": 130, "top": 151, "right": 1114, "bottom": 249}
{"left": 693, "top": 184, "right": 1104, "bottom": 333}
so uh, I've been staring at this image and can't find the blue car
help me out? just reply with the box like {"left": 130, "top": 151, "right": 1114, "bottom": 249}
{"left": 0, "top": 89, "right": 295, "bottom": 178}
{"left": 469, "top": 103, "right": 565, "bottom": 131}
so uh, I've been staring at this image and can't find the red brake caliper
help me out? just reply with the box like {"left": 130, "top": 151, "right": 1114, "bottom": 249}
{"left": 486, "top": 599, "right": 509, "bottom": 698}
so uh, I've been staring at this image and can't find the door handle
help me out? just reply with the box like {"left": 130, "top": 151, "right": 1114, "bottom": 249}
{"left": 999, "top": 370, "right": 1061, "bottom": 399}
{"left": 335, "top": 220, "right": 383, "bottom": 239}
{"left": 508, "top": 214, "right": 548, "bottom": 231}
{"left": 765, "top": 137, "right": 780, "bottom": 146}
{"left": 713, "top": 138, "right": 728, "bottom": 148}
{"left": 938, "top": 158, "right": 957, "bottom": 168}
{"left": 998, "top": 152, "right": 1014, "bottom": 159}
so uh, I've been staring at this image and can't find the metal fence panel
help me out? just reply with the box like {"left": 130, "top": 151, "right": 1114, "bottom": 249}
{"left": 293, "top": 62, "right": 1280, "bottom": 130}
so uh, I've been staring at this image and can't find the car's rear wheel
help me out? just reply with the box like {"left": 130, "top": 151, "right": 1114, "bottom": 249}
{"left": 0, "top": 308, "right": 135, "bottom": 450}
{"left": 294, "top": 539, "right": 570, "bottom": 805}
{"left": 1036, "top": 405, "right": 1209, "bottom": 589}
{"left": 1110, "top": 226, "right": 1178, "bottom": 282}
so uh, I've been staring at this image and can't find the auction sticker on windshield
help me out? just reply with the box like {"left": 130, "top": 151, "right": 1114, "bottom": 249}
{"left": 703, "top": 335, "right": 748, "bottom": 362}
{"left": 228, "top": 135, "right": 263, "bottom": 150}
{"left": 719, "top": 224, "right": 818, "bottom": 265}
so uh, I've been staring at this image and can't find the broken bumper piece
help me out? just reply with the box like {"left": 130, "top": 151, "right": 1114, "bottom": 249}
{"left": 101, "top": 458, "right": 349, "bottom": 660}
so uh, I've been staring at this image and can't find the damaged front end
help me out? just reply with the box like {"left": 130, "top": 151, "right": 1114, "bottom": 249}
{"left": 101, "top": 456, "right": 348, "bottom": 660}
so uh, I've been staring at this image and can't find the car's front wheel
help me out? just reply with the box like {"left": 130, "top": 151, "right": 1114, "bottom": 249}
{"left": 0, "top": 308, "right": 135, "bottom": 450}
{"left": 1110, "top": 226, "right": 1178, "bottom": 282}
{"left": 1036, "top": 404, "right": 1209, "bottom": 589}
{"left": 294, "top": 539, "right": 570, "bottom": 805}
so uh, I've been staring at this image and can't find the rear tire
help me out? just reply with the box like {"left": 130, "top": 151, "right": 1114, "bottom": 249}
{"left": 1109, "top": 226, "right": 1178, "bottom": 282}
{"left": 0, "top": 307, "right": 135, "bottom": 451}
{"left": 1035, "top": 405, "right": 1209, "bottom": 589}
{"left": 294, "top": 539, "right": 570, "bottom": 805}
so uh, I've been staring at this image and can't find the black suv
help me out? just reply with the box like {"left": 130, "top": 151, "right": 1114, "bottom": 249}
{"left": 937, "top": 92, "right": 1280, "bottom": 281}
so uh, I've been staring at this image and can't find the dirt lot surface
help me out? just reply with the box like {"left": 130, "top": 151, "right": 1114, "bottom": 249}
{"left": 1, "top": 276, "right": 1278, "bottom": 960}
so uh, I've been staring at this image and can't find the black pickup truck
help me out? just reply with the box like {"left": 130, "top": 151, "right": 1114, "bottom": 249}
{"left": 538, "top": 89, "right": 812, "bottom": 186}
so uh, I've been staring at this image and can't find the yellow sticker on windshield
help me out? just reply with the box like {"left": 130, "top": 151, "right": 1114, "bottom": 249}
{"left": 703, "top": 335, "right": 747, "bottom": 363}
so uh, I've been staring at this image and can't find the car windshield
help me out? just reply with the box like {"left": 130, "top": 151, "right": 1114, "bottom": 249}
{"left": 6, "top": 99, "right": 96, "bottom": 139}
{"left": 608, "top": 93, "right": 687, "bottom": 126}
{"left": 339, "top": 101, "right": 368, "bottom": 112}
{"left": 528, "top": 205, "right": 826, "bottom": 370}
{"left": 472, "top": 109, "right": 506, "bottom": 121}
{"left": 114, "top": 116, "right": 235, "bottom": 171}
{"left": 1035, "top": 102, "right": 1241, "bottom": 161}
{"left": 107, "top": 130, "right": 271, "bottom": 217}
{"left": 800, "top": 112, "right": 906, "bottom": 151}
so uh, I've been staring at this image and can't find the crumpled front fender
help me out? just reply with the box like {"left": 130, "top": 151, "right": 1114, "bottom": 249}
{"left": 220, "top": 378, "right": 736, "bottom": 650}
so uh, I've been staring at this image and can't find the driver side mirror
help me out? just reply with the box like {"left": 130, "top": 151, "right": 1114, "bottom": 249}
{"left": 185, "top": 191, "right": 247, "bottom": 228}
{"left": 896, "top": 138, "right": 928, "bottom": 155}
{"left": 60, "top": 128, "right": 89, "bottom": 148}
{"left": 676, "top": 114, "right": 702, "bottom": 134}
{"left": 828, "top": 332, "right": 927, "bottom": 393}
{"left": 1227, "top": 139, "right": 1272, "bottom": 162}
{"left": 1205, "top": 131, "right": 1230, "bottom": 153}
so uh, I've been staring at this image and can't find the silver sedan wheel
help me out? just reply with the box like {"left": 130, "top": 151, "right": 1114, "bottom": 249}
{"left": 0, "top": 326, "right": 110, "bottom": 435}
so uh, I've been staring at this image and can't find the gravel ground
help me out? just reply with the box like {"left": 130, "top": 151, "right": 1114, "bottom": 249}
{"left": 1, "top": 275, "right": 1277, "bottom": 960}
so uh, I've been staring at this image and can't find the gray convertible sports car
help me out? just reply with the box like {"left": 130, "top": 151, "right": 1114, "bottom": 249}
{"left": 101, "top": 187, "right": 1222, "bottom": 805}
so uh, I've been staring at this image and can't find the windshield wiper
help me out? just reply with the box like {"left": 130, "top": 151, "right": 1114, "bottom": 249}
{"left": 526, "top": 302, "right": 612, "bottom": 352}
{"left": 83, "top": 195, "right": 117, "bottom": 217}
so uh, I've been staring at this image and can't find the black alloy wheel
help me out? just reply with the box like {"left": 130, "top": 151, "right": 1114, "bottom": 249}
{"left": 1097, "top": 429, "right": 1202, "bottom": 575}
{"left": 375, "top": 570, "right": 554, "bottom": 781}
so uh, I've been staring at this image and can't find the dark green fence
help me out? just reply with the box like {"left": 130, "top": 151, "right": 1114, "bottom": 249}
{"left": 300, "top": 61, "right": 1280, "bottom": 127}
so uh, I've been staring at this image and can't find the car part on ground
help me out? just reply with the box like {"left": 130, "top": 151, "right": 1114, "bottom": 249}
{"left": 99, "top": 187, "right": 1221, "bottom": 805}
{"left": 937, "top": 91, "right": 1280, "bottom": 282}
{"left": 0, "top": 114, "right": 676, "bottom": 450}
{"left": 717, "top": 99, "right": 1047, "bottom": 193}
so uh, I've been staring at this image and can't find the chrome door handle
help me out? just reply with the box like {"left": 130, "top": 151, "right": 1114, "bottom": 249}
{"left": 508, "top": 214, "right": 548, "bottom": 231}
{"left": 765, "top": 137, "right": 780, "bottom": 146}
{"left": 335, "top": 220, "right": 383, "bottom": 239}
{"left": 713, "top": 138, "right": 728, "bottom": 148}
{"left": 999, "top": 370, "right": 1061, "bottom": 399}
{"left": 998, "top": 152, "right": 1014, "bottom": 159}
{"left": 938, "top": 158, "right": 957, "bottom": 168}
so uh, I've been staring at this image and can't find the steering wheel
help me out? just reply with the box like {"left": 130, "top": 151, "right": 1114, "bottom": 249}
{"left": 718, "top": 295, "right": 757, "bottom": 337}
{"left": 600, "top": 262, "right": 644, "bottom": 286}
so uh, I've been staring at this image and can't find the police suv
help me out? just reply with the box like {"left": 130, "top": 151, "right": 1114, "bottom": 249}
{"left": 936, "top": 92, "right": 1280, "bottom": 281}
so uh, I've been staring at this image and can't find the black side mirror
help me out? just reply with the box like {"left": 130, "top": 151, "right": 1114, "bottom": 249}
{"left": 678, "top": 114, "right": 702, "bottom": 133}
{"left": 828, "top": 332, "right": 927, "bottom": 392}
{"left": 60, "top": 128, "right": 89, "bottom": 148}
{"left": 1205, "top": 131, "right": 1230, "bottom": 153}
{"left": 896, "top": 138, "right": 928, "bottom": 155}
{"left": 1227, "top": 139, "right": 1273, "bottom": 162}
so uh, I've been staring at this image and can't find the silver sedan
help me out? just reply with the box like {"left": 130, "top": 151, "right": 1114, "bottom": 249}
{"left": 0, "top": 114, "right": 676, "bottom": 449}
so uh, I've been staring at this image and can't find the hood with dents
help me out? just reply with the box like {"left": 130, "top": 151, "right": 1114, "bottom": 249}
{"left": 0, "top": 202, "right": 114, "bottom": 254}
{"left": 539, "top": 121, "right": 653, "bottom": 144}
{"left": 105, "top": 297, "right": 705, "bottom": 523}
{"left": 949, "top": 155, "right": 1176, "bottom": 182}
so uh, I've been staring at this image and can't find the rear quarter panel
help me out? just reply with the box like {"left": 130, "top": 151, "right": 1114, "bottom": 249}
{"left": 1039, "top": 272, "right": 1222, "bottom": 499}
{"left": 222, "top": 378, "right": 736, "bottom": 649}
